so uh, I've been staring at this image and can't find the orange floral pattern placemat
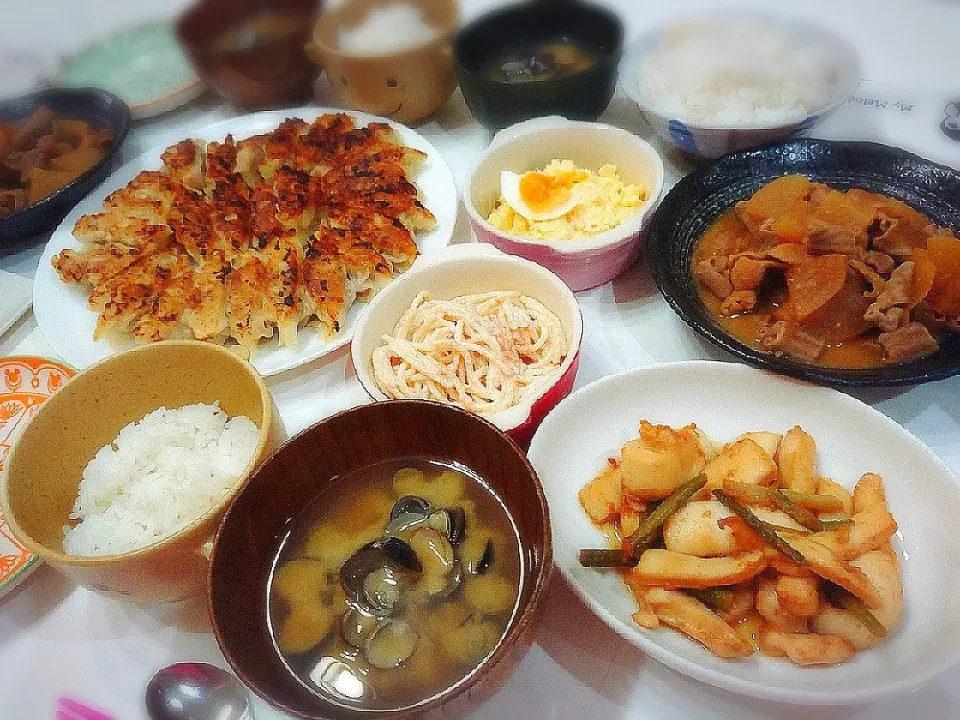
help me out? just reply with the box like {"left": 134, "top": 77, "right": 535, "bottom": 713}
{"left": 0, "top": 356, "right": 74, "bottom": 597}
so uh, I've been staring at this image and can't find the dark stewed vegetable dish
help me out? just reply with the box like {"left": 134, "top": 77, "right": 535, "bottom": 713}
{"left": 693, "top": 176, "right": 960, "bottom": 368}
{"left": 0, "top": 106, "right": 113, "bottom": 217}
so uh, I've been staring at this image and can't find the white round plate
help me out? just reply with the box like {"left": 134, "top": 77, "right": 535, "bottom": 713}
{"left": 527, "top": 361, "right": 960, "bottom": 705}
{"left": 33, "top": 108, "right": 458, "bottom": 377}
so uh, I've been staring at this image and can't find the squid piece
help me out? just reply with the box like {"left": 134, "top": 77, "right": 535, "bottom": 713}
{"left": 621, "top": 572, "right": 661, "bottom": 629}
{"left": 643, "top": 587, "right": 755, "bottom": 658}
{"left": 736, "top": 431, "right": 782, "bottom": 458}
{"left": 774, "top": 575, "right": 821, "bottom": 618}
{"left": 776, "top": 427, "right": 818, "bottom": 494}
{"left": 853, "top": 473, "right": 886, "bottom": 513}
{"left": 811, "top": 473, "right": 898, "bottom": 560}
{"left": 813, "top": 545, "right": 902, "bottom": 650}
{"left": 816, "top": 477, "right": 854, "bottom": 521}
{"left": 578, "top": 459, "right": 623, "bottom": 525}
{"left": 786, "top": 536, "right": 882, "bottom": 608}
{"left": 662, "top": 500, "right": 736, "bottom": 557}
{"left": 630, "top": 549, "right": 767, "bottom": 589}
{"left": 618, "top": 494, "right": 649, "bottom": 538}
{"left": 812, "top": 605, "right": 879, "bottom": 651}
{"left": 757, "top": 575, "right": 808, "bottom": 633}
{"left": 759, "top": 623, "right": 856, "bottom": 666}
{"left": 618, "top": 421, "right": 707, "bottom": 501}
{"left": 704, "top": 438, "right": 779, "bottom": 491}
{"left": 716, "top": 585, "right": 758, "bottom": 625}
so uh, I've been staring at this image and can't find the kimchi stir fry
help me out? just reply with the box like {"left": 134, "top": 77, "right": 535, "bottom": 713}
{"left": 693, "top": 175, "right": 960, "bottom": 368}
{"left": 578, "top": 421, "right": 902, "bottom": 665}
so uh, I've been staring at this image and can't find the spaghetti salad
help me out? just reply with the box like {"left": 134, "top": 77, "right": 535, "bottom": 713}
{"left": 372, "top": 291, "right": 568, "bottom": 414}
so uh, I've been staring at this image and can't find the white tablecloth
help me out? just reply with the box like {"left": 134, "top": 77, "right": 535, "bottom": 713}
{"left": 3, "top": 1, "right": 960, "bottom": 718}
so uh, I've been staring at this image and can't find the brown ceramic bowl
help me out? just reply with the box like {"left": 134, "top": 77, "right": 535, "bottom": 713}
{"left": 176, "top": 0, "right": 320, "bottom": 108}
{"left": 306, "top": 0, "right": 458, "bottom": 125}
{"left": 209, "top": 400, "right": 553, "bottom": 719}
{"left": 0, "top": 341, "right": 281, "bottom": 604}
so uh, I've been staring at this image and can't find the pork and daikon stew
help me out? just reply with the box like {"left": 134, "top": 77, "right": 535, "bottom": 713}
{"left": 693, "top": 175, "right": 960, "bottom": 368}
{"left": 268, "top": 460, "right": 522, "bottom": 711}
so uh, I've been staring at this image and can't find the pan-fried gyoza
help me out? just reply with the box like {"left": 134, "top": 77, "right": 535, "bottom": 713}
{"left": 578, "top": 421, "right": 902, "bottom": 665}
{"left": 693, "top": 175, "right": 960, "bottom": 368}
{"left": 52, "top": 114, "right": 435, "bottom": 355}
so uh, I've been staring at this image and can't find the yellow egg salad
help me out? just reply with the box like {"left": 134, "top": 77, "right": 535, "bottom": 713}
{"left": 486, "top": 159, "right": 646, "bottom": 241}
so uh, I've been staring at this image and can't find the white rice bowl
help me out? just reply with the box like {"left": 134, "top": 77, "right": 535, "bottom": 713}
{"left": 636, "top": 19, "right": 837, "bottom": 126}
{"left": 62, "top": 403, "right": 259, "bottom": 557}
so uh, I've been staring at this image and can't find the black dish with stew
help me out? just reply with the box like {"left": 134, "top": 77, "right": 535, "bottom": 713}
{"left": 0, "top": 87, "right": 130, "bottom": 243}
{"left": 646, "top": 138, "right": 960, "bottom": 387}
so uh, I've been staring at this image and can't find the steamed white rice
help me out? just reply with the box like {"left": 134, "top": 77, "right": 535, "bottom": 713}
{"left": 62, "top": 403, "right": 259, "bottom": 557}
{"left": 338, "top": 3, "right": 439, "bottom": 55}
{"left": 637, "top": 20, "right": 836, "bottom": 126}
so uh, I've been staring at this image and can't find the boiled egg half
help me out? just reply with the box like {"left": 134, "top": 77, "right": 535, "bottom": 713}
{"left": 500, "top": 169, "right": 580, "bottom": 221}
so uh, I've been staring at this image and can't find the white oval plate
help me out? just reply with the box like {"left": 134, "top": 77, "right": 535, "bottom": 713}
{"left": 33, "top": 108, "right": 458, "bottom": 377}
{"left": 528, "top": 360, "right": 960, "bottom": 705}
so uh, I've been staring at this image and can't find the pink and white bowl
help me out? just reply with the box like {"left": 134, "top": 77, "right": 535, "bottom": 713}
{"left": 351, "top": 243, "right": 583, "bottom": 448}
{"left": 464, "top": 116, "right": 665, "bottom": 292}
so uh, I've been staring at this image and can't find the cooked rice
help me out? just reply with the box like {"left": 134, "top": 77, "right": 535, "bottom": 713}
{"left": 637, "top": 19, "right": 836, "bottom": 126}
{"left": 338, "top": 3, "right": 439, "bottom": 55}
{"left": 62, "top": 403, "right": 259, "bottom": 557}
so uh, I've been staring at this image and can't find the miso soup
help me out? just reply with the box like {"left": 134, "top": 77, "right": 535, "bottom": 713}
{"left": 268, "top": 459, "right": 523, "bottom": 711}
{"left": 484, "top": 39, "right": 598, "bottom": 83}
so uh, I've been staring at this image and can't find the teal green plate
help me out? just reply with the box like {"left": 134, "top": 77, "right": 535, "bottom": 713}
{"left": 57, "top": 20, "right": 203, "bottom": 119}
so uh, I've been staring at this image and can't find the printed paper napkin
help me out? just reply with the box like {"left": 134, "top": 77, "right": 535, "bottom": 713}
{"left": 813, "top": 78, "right": 960, "bottom": 170}
{"left": 0, "top": 270, "right": 31, "bottom": 339}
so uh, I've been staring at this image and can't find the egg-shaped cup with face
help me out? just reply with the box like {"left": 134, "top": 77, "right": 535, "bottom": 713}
{"left": 307, "top": 0, "right": 458, "bottom": 125}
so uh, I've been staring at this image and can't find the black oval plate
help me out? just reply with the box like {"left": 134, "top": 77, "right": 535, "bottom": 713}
{"left": 646, "top": 138, "right": 960, "bottom": 387}
{"left": 0, "top": 87, "right": 131, "bottom": 243}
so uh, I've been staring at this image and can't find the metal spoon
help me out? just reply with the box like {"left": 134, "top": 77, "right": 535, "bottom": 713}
{"left": 145, "top": 662, "right": 254, "bottom": 720}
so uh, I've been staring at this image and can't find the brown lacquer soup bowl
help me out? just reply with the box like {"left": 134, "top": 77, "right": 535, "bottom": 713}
{"left": 208, "top": 399, "right": 553, "bottom": 719}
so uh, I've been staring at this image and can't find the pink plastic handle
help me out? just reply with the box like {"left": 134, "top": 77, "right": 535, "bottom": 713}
{"left": 56, "top": 697, "right": 115, "bottom": 720}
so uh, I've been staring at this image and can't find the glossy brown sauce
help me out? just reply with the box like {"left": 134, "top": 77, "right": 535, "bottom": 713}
{"left": 694, "top": 210, "right": 888, "bottom": 369}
